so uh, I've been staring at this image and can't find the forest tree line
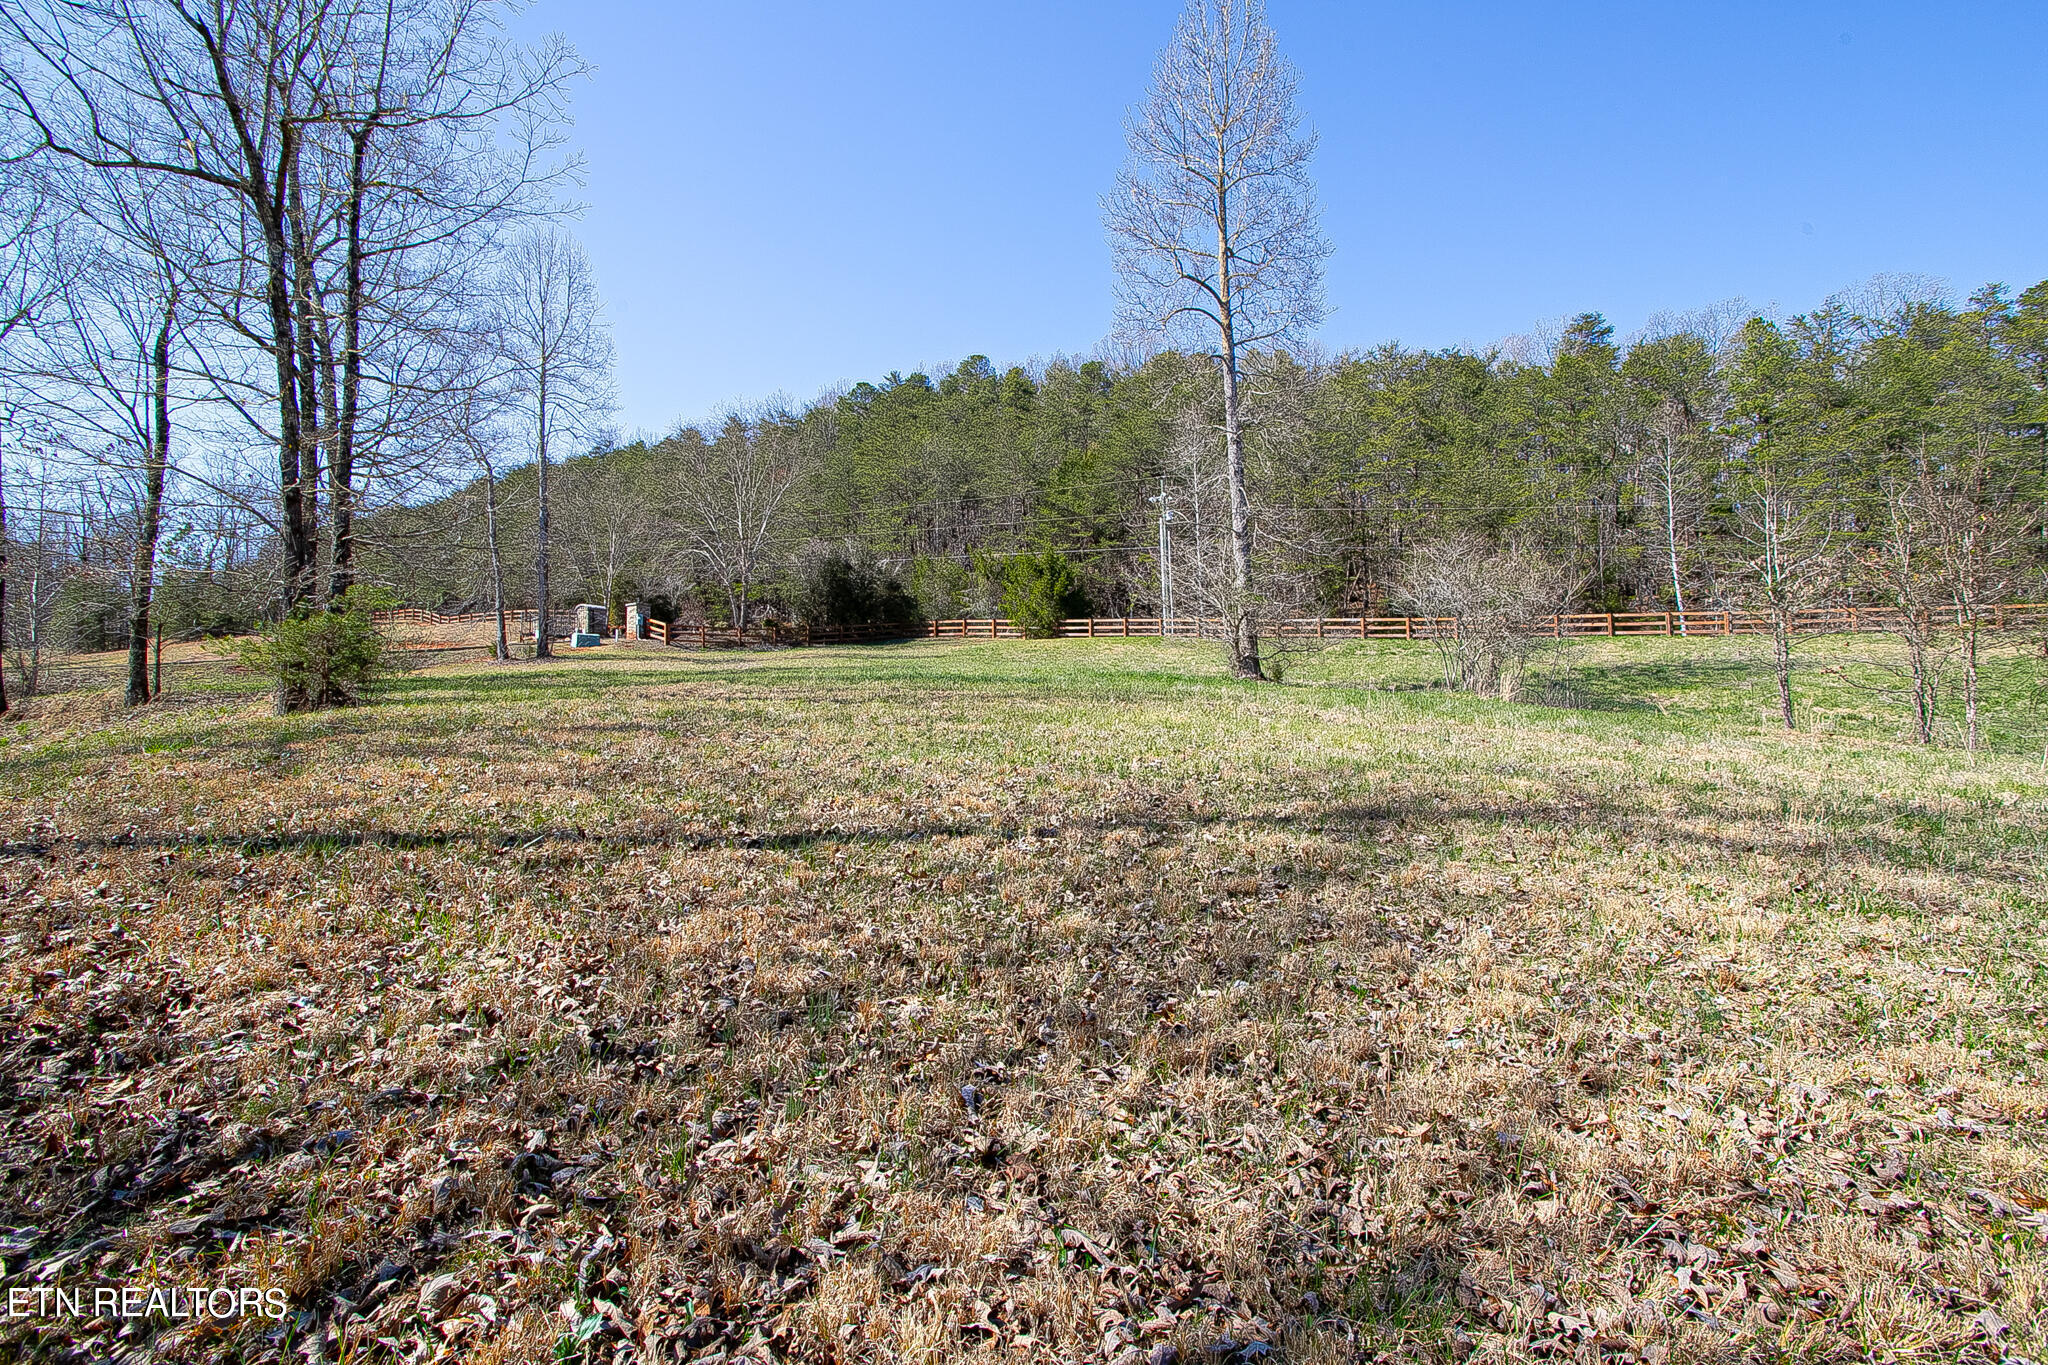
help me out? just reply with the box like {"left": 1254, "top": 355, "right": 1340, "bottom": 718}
{"left": 362, "top": 279, "right": 2048, "bottom": 643}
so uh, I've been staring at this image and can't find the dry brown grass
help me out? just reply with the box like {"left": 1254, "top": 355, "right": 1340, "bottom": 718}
{"left": 0, "top": 640, "right": 2042, "bottom": 1363}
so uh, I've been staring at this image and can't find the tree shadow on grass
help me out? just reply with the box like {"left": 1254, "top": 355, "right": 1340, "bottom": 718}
{"left": 1523, "top": 652, "right": 1766, "bottom": 714}
{"left": 5, "top": 765, "right": 2028, "bottom": 894}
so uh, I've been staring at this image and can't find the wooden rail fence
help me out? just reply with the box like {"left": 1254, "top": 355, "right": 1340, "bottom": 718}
{"left": 860, "top": 606, "right": 2048, "bottom": 642}
{"left": 371, "top": 608, "right": 536, "bottom": 630}
{"left": 375, "top": 604, "right": 2048, "bottom": 651}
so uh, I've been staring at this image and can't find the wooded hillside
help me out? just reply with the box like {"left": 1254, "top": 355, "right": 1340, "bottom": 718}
{"left": 362, "top": 287, "right": 2048, "bottom": 636}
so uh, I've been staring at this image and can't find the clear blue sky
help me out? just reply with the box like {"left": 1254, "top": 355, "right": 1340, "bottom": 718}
{"left": 516, "top": 1, "right": 2048, "bottom": 440}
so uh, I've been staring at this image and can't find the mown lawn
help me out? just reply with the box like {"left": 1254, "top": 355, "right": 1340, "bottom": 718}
{"left": 1, "top": 636, "right": 2044, "bottom": 1364}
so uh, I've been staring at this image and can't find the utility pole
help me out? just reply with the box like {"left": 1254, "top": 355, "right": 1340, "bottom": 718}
{"left": 1152, "top": 477, "right": 1174, "bottom": 637}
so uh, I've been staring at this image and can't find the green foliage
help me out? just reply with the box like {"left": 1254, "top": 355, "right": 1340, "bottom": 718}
{"left": 998, "top": 550, "right": 1089, "bottom": 638}
{"left": 906, "top": 555, "right": 977, "bottom": 619}
{"left": 358, "top": 274, "right": 2048, "bottom": 629}
{"left": 156, "top": 569, "right": 260, "bottom": 639}
{"left": 235, "top": 587, "right": 395, "bottom": 712}
{"left": 789, "top": 542, "right": 919, "bottom": 626}
{"left": 51, "top": 576, "right": 126, "bottom": 652}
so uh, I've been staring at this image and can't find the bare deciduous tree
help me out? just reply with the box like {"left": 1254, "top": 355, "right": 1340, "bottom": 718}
{"left": 1868, "top": 480, "right": 1954, "bottom": 745}
{"left": 498, "top": 229, "right": 613, "bottom": 657}
{"left": 0, "top": 0, "right": 335, "bottom": 602}
{"left": 1105, "top": 0, "right": 1328, "bottom": 679}
{"left": 1622, "top": 332, "right": 1720, "bottom": 627}
{"left": 0, "top": 0, "right": 586, "bottom": 618}
{"left": 664, "top": 411, "right": 808, "bottom": 633}
{"left": 11, "top": 164, "right": 190, "bottom": 705}
{"left": 0, "top": 166, "right": 64, "bottom": 713}
{"left": 1873, "top": 463, "right": 2037, "bottom": 750}
{"left": 557, "top": 452, "right": 651, "bottom": 630}
{"left": 1, "top": 439, "right": 66, "bottom": 696}
{"left": 445, "top": 378, "right": 515, "bottom": 660}
{"left": 1724, "top": 317, "right": 1839, "bottom": 731}
{"left": 1732, "top": 475, "right": 1836, "bottom": 732}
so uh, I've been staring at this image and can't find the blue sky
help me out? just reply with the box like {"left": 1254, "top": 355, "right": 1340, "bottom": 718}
{"left": 516, "top": 1, "right": 2048, "bottom": 439}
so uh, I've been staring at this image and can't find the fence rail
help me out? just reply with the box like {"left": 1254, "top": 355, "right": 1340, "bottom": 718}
{"left": 909, "top": 605, "right": 2048, "bottom": 642}
{"left": 645, "top": 619, "right": 805, "bottom": 649}
{"left": 370, "top": 608, "right": 536, "bottom": 630}
{"left": 374, "top": 604, "right": 2048, "bottom": 653}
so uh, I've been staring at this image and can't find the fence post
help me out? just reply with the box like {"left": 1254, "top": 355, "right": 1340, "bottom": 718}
{"left": 1403, "top": 615, "right": 1412, "bottom": 640}
{"left": 1664, "top": 611, "right": 1673, "bottom": 636}
{"left": 1605, "top": 613, "right": 1615, "bottom": 637}
{"left": 1723, "top": 611, "right": 1731, "bottom": 636}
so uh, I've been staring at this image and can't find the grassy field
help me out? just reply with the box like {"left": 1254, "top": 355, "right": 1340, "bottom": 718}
{"left": 1, "top": 635, "right": 2044, "bottom": 1364}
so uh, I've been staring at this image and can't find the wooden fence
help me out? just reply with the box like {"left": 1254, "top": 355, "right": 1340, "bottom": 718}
{"left": 371, "top": 608, "right": 536, "bottom": 631}
{"left": 375, "top": 604, "right": 2048, "bottom": 652}
{"left": 867, "top": 605, "right": 2048, "bottom": 642}
{"left": 1265, "top": 604, "right": 2048, "bottom": 640}
{"left": 646, "top": 619, "right": 804, "bottom": 649}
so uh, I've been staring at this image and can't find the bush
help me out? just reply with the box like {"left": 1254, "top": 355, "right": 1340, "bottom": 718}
{"left": 52, "top": 576, "right": 125, "bottom": 652}
{"left": 907, "top": 555, "right": 975, "bottom": 619}
{"left": 1398, "top": 535, "right": 1568, "bottom": 697}
{"left": 998, "top": 551, "right": 1089, "bottom": 639}
{"left": 157, "top": 570, "right": 261, "bottom": 640}
{"left": 235, "top": 587, "right": 393, "bottom": 712}
{"left": 790, "top": 542, "right": 919, "bottom": 626}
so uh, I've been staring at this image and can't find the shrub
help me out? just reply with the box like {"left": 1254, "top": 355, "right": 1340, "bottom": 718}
{"left": 157, "top": 569, "right": 262, "bottom": 640}
{"left": 235, "top": 587, "right": 393, "bottom": 712}
{"left": 998, "top": 551, "right": 1089, "bottom": 639}
{"left": 789, "top": 542, "right": 919, "bottom": 626}
{"left": 907, "top": 554, "right": 975, "bottom": 619}
{"left": 52, "top": 575, "right": 126, "bottom": 652}
{"left": 1398, "top": 535, "right": 1569, "bottom": 697}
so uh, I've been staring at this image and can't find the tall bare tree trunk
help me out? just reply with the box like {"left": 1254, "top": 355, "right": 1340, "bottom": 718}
{"left": 1217, "top": 232, "right": 1260, "bottom": 680}
{"left": 534, "top": 380, "right": 552, "bottom": 658}
{"left": 1903, "top": 616, "right": 1937, "bottom": 745}
{"left": 481, "top": 459, "right": 508, "bottom": 661}
{"left": 1663, "top": 433, "right": 1686, "bottom": 631}
{"left": 286, "top": 164, "right": 328, "bottom": 595}
{"left": 125, "top": 289, "right": 174, "bottom": 706}
{"left": 329, "top": 127, "right": 371, "bottom": 603}
{"left": 253, "top": 140, "right": 316, "bottom": 608}
{"left": 0, "top": 420, "right": 10, "bottom": 716}
{"left": 1771, "top": 611, "right": 1794, "bottom": 731}
{"left": 1962, "top": 620, "right": 1979, "bottom": 753}
{"left": 1105, "top": 0, "right": 1323, "bottom": 680}
{"left": 23, "top": 482, "right": 50, "bottom": 696}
